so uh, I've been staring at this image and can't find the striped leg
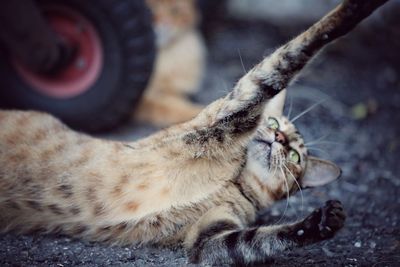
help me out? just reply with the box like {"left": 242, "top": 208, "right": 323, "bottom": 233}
{"left": 185, "top": 200, "right": 345, "bottom": 265}
{"left": 134, "top": 0, "right": 387, "bottom": 158}
{"left": 182, "top": 0, "right": 388, "bottom": 156}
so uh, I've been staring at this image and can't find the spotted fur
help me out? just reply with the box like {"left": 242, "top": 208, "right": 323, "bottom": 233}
{"left": 0, "top": 0, "right": 386, "bottom": 265}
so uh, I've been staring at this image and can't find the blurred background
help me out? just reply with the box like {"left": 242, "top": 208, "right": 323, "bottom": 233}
{"left": 1, "top": 0, "right": 399, "bottom": 266}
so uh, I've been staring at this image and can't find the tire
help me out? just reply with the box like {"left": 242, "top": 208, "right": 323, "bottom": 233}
{"left": 0, "top": 0, "right": 155, "bottom": 132}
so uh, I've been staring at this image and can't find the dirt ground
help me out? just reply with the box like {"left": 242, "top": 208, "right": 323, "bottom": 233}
{"left": 1, "top": 2, "right": 400, "bottom": 266}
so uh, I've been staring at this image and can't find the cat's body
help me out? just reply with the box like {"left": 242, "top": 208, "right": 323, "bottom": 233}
{"left": 0, "top": 0, "right": 387, "bottom": 265}
{"left": 0, "top": 109, "right": 249, "bottom": 244}
{"left": 134, "top": 0, "right": 205, "bottom": 126}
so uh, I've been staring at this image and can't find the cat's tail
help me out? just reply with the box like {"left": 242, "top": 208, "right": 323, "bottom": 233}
{"left": 249, "top": 0, "right": 389, "bottom": 94}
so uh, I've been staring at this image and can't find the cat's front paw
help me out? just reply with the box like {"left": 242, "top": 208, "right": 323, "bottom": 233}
{"left": 302, "top": 200, "right": 346, "bottom": 241}
{"left": 319, "top": 200, "right": 346, "bottom": 239}
{"left": 279, "top": 200, "right": 345, "bottom": 245}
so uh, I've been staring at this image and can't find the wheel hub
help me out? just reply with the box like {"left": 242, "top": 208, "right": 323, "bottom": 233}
{"left": 13, "top": 5, "right": 103, "bottom": 99}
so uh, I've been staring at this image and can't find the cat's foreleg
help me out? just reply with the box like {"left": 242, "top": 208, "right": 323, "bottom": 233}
{"left": 182, "top": 0, "right": 388, "bottom": 155}
{"left": 185, "top": 200, "right": 345, "bottom": 265}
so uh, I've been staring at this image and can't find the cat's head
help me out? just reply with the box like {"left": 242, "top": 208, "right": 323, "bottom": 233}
{"left": 246, "top": 90, "right": 341, "bottom": 204}
{"left": 146, "top": 0, "right": 198, "bottom": 47}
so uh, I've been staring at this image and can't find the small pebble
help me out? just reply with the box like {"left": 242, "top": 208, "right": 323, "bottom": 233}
{"left": 354, "top": 241, "right": 362, "bottom": 248}
{"left": 297, "top": 229, "right": 304, "bottom": 236}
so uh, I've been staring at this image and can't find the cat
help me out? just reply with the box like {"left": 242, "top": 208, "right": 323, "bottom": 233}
{"left": 0, "top": 0, "right": 387, "bottom": 265}
{"left": 134, "top": 0, "right": 205, "bottom": 126}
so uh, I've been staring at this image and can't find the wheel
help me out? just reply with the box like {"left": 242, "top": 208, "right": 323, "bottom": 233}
{"left": 0, "top": 0, "right": 155, "bottom": 132}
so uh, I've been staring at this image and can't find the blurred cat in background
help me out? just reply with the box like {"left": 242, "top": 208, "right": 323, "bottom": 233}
{"left": 134, "top": 0, "right": 206, "bottom": 126}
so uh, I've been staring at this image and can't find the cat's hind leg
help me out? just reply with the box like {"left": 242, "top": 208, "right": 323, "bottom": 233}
{"left": 185, "top": 200, "right": 345, "bottom": 265}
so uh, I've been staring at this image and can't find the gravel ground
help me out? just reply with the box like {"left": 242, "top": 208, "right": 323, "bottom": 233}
{"left": 1, "top": 3, "right": 400, "bottom": 267}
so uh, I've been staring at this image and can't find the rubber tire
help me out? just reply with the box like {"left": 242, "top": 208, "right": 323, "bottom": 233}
{"left": 0, "top": 0, "right": 155, "bottom": 132}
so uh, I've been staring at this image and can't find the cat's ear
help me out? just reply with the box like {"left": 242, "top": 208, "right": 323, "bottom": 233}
{"left": 263, "top": 89, "right": 286, "bottom": 117}
{"left": 301, "top": 156, "right": 342, "bottom": 188}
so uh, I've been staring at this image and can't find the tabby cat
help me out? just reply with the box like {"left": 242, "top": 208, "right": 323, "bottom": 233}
{"left": 134, "top": 0, "right": 205, "bottom": 126}
{"left": 0, "top": 0, "right": 387, "bottom": 265}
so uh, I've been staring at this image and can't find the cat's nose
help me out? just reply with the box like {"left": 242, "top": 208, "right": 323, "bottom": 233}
{"left": 275, "top": 131, "right": 287, "bottom": 145}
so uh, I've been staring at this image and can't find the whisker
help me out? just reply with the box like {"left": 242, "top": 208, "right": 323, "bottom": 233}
{"left": 290, "top": 99, "right": 327, "bottom": 123}
{"left": 306, "top": 147, "right": 330, "bottom": 157}
{"left": 304, "top": 132, "right": 331, "bottom": 147}
{"left": 275, "top": 166, "right": 290, "bottom": 225}
{"left": 237, "top": 48, "right": 247, "bottom": 74}
{"left": 287, "top": 94, "right": 293, "bottom": 120}
{"left": 305, "top": 140, "right": 341, "bottom": 146}
{"left": 312, "top": 132, "right": 331, "bottom": 142}
{"left": 283, "top": 164, "right": 304, "bottom": 219}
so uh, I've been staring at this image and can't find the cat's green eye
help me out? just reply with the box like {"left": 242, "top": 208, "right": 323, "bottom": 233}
{"left": 268, "top": 117, "right": 280, "bottom": 130}
{"left": 288, "top": 149, "right": 300, "bottom": 163}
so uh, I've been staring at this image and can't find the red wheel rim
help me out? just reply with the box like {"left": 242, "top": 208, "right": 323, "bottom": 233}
{"left": 13, "top": 5, "right": 103, "bottom": 99}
